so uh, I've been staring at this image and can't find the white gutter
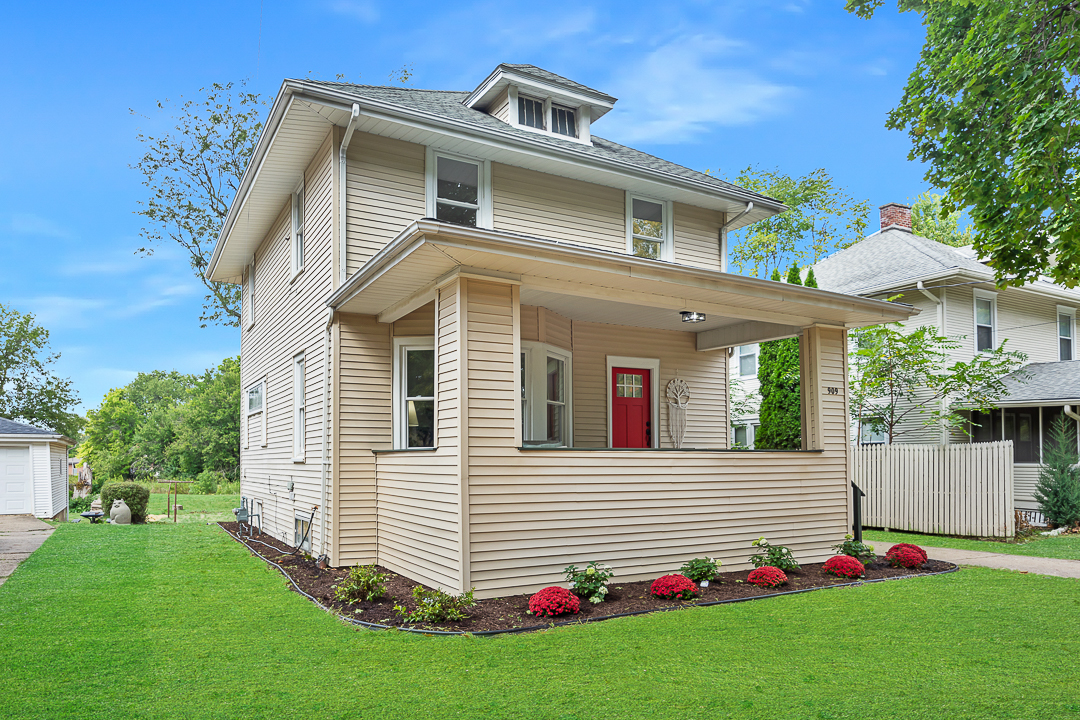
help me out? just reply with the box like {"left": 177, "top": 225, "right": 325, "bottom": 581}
{"left": 719, "top": 202, "right": 754, "bottom": 274}
{"left": 319, "top": 307, "right": 334, "bottom": 561}
{"left": 338, "top": 103, "right": 360, "bottom": 287}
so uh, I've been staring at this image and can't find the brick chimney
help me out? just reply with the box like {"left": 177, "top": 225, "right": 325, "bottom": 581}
{"left": 880, "top": 202, "right": 912, "bottom": 231}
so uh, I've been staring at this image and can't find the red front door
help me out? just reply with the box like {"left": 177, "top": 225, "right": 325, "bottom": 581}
{"left": 612, "top": 367, "right": 651, "bottom": 448}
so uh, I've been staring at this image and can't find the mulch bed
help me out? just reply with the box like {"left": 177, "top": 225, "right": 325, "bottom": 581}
{"left": 219, "top": 521, "right": 954, "bottom": 634}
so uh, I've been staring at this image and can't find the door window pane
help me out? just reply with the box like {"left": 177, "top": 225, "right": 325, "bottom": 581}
{"left": 616, "top": 372, "right": 643, "bottom": 398}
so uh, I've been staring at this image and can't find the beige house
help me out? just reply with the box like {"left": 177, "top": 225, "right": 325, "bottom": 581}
{"left": 207, "top": 65, "right": 914, "bottom": 598}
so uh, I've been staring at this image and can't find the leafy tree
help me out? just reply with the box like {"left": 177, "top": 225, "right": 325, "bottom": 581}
{"left": 1034, "top": 414, "right": 1080, "bottom": 527}
{"left": 910, "top": 192, "right": 974, "bottom": 247}
{"left": 755, "top": 264, "right": 804, "bottom": 450}
{"left": 847, "top": 1, "right": 1080, "bottom": 287}
{"left": 79, "top": 388, "right": 141, "bottom": 481}
{"left": 170, "top": 357, "right": 240, "bottom": 478}
{"left": 124, "top": 370, "right": 194, "bottom": 417}
{"left": 132, "top": 81, "right": 265, "bottom": 327}
{"left": 849, "top": 323, "right": 1027, "bottom": 443}
{"left": 727, "top": 167, "right": 870, "bottom": 279}
{"left": 0, "top": 304, "right": 83, "bottom": 438}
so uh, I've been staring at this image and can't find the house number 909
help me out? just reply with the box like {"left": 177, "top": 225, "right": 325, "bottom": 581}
{"left": 826, "top": 387, "right": 840, "bottom": 395}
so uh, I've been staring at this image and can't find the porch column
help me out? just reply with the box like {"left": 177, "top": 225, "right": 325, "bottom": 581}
{"left": 799, "top": 325, "right": 849, "bottom": 452}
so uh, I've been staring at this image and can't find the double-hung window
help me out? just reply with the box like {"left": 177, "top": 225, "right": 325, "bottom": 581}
{"left": 394, "top": 338, "right": 435, "bottom": 449}
{"left": 292, "top": 353, "right": 306, "bottom": 461}
{"left": 738, "top": 344, "right": 758, "bottom": 377}
{"left": 291, "top": 185, "right": 305, "bottom": 277}
{"left": 627, "top": 195, "right": 672, "bottom": 261}
{"left": 974, "top": 290, "right": 997, "bottom": 352}
{"left": 426, "top": 150, "right": 491, "bottom": 229}
{"left": 521, "top": 342, "right": 572, "bottom": 446}
{"left": 1059, "top": 307, "right": 1075, "bottom": 361}
{"left": 245, "top": 379, "right": 265, "bottom": 449}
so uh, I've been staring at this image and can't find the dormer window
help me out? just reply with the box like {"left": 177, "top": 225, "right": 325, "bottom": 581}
{"left": 551, "top": 105, "right": 577, "bottom": 137}
{"left": 518, "top": 95, "right": 545, "bottom": 130}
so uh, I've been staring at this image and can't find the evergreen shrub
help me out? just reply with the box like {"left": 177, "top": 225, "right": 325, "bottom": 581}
{"left": 100, "top": 482, "right": 151, "bottom": 522}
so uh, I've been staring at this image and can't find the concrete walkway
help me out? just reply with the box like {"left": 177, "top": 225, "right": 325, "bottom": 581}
{"left": 924, "top": 545, "right": 1080, "bottom": 580}
{"left": 0, "top": 515, "right": 54, "bottom": 587}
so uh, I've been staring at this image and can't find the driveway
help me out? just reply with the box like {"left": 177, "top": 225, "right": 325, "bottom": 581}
{"left": 0, "top": 515, "right": 54, "bottom": 587}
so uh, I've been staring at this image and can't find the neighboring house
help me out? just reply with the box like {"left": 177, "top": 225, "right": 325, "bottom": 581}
{"left": 729, "top": 343, "right": 761, "bottom": 447}
{"left": 815, "top": 203, "right": 1080, "bottom": 511}
{"left": 0, "top": 417, "right": 74, "bottom": 520}
{"left": 207, "top": 64, "right": 913, "bottom": 598}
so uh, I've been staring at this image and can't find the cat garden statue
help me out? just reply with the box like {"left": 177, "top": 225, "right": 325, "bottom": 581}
{"left": 109, "top": 498, "right": 132, "bottom": 525}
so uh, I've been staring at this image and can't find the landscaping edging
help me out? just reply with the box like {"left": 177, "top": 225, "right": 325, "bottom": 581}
{"left": 218, "top": 523, "right": 960, "bottom": 636}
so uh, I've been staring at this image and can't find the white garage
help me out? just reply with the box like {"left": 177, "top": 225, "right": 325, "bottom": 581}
{"left": 1, "top": 418, "right": 74, "bottom": 520}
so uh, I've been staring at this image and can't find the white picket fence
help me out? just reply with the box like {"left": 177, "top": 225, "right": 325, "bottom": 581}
{"left": 853, "top": 441, "right": 1015, "bottom": 538}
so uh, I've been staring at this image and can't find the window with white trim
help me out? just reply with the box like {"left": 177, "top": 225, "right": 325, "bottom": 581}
{"left": 859, "top": 420, "right": 885, "bottom": 445}
{"left": 627, "top": 195, "right": 672, "bottom": 261}
{"left": 294, "top": 513, "right": 312, "bottom": 553}
{"left": 1059, "top": 307, "right": 1075, "bottom": 361}
{"left": 426, "top": 150, "right": 491, "bottom": 229}
{"left": 246, "top": 258, "right": 256, "bottom": 328}
{"left": 293, "top": 353, "right": 306, "bottom": 461}
{"left": 732, "top": 422, "right": 759, "bottom": 449}
{"left": 245, "top": 379, "right": 265, "bottom": 449}
{"left": 518, "top": 95, "right": 545, "bottom": 129}
{"left": 551, "top": 105, "right": 577, "bottom": 137}
{"left": 291, "top": 185, "right": 305, "bottom": 277}
{"left": 521, "top": 342, "right": 572, "bottom": 446}
{"left": 974, "top": 290, "right": 996, "bottom": 352}
{"left": 738, "top": 344, "right": 758, "bottom": 378}
{"left": 393, "top": 339, "right": 435, "bottom": 449}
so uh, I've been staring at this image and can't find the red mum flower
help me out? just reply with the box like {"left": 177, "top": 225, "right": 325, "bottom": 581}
{"left": 747, "top": 566, "right": 788, "bottom": 588}
{"left": 528, "top": 586, "right": 580, "bottom": 617}
{"left": 886, "top": 545, "right": 926, "bottom": 569}
{"left": 823, "top": 554, "right": 865, "bottom": 579}
{"left": 650, "top": 574, "right": 700, "bottom": 600}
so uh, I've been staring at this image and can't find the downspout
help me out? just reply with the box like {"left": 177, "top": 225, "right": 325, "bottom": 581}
{"left": 338, "top": 103, "right": 361, "bottom": 287}
{"left": 319, "top": 307, "right": 335, "bottom": 562}
{"left": 719, "top": 202, "right": 753, "bottom": 274}
{"left": 917, "top": 281, "right": 948, "bottom": 444}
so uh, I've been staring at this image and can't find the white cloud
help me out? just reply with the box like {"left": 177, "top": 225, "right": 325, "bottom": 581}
{"left": 602, "top": 34, "right": 793, "bottom": 144}
{"left": 19, "top": 295, "right": 109, "bottom": 330}
{"left": 326, "top": 0, "right": 379, "bottom": 23}
{"left": 9, "top": 213, "right": 74, "bottom": 239}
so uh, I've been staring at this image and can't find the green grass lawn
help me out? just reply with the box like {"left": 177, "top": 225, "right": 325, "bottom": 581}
{"left": 2, "top": 522, "right": 1078, "bottom": 720}
{"left": 144, "top": 493, "right": 240, "bottom": 523}
{"left": 864, "top": 529, "right": 1080, "bottom": 561}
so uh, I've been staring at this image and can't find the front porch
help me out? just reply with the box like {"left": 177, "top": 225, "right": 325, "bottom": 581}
{"left": 328, "top": 220, "right": 914, "bottom": 597}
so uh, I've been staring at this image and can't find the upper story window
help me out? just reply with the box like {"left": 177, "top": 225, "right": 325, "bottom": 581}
{"left": 1059, "top": 307, "right": 1075, "bottom": 361}
{"left": 551, "top": 105, "right": 577, "bottom": 137}
{"left": 974, "top": 290, "right": 997, "bottom": 352}
{"left": 518, "top": 95, "right": 545, "bottom": 129}
{"left": 627, "top": 195, "right": 672, "bottom": 261}
{"left": 521, "top": 342, "right": 572, "bottom": 447}
{"left": 394, "top": 338, "right": 435, "bottom": 449}
{"left": 291, "top": 185, "right": 305, "bottom": 277}
{"left": 426, "top": 150, "right": 492, "bottom": 229}
{"left": 738, "top": 344, "right": 758, "bottom": 377}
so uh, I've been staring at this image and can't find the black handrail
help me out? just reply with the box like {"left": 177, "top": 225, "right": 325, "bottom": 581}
{"left": 851, "top": 481, "right": 866, "bottom": 542}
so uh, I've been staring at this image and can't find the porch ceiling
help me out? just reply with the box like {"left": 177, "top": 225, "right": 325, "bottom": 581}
{"left": 328, "top": 220, "right": 918, "bottom": 347}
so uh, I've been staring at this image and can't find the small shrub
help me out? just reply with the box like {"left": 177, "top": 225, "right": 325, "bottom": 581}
{"left": 99, "top": 482, "right": 151, "bottom": 522}
{"left": 193, "top": 470, "right": 223, "bottom": 495}
{"left": 831, "top": 534, "right": 876, "bottom": 565}
{"left": 1035, "top": 415, "right": 1080, "bottom": 527}
{"left": 650, "top": 574, "right": 700, "bottom": 600}
{"left": 69, "top": 494, "right": 95, "bottom": 515}
{"left": 333, "top": 564, "right": 387, "bottom": 603}
{"left": 564, "top": 561, "right": 614, "bottom": 604}
{"left": 393, "top": 586, "right": 476, "bottom": 624}
{"left": 528, "top": 586, "right": 580, "bottom": 617}
{"left": 747, "top": 566, "right": 788, "bottom": 588}
{"left": 749, "top": 537, "right": 799, "bottom": 571}
{"left": 679, "top": 556, "right": 721, "bottom": 583}
{"left": 886, "top": 544, "right": 927, "bottom": 569}
{"left": 823, "top": 555, "right": 865, "bottom": 579}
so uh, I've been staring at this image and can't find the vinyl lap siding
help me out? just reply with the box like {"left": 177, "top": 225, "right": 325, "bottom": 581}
{"left": 672, "top": 203, "right": 723, "bottom": 271}
{"left": 488, "top": 89, "right": 511, "bottom": 122}
{"left": 1014, "top": 464, "right": 1041, "bottom": 510}
{"left": 240, "top": 132, "right": 334, "bottom": 553}
{"left": 50, "top": 442, "right": 68, "bottom": 518}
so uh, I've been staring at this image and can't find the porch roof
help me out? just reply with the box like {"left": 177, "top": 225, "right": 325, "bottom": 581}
{"left": 327, "top": 220, "right": 918, "bottom": 347}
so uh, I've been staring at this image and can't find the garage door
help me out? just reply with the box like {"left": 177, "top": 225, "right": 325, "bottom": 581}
{"left": 1, "top": 446, "right": 33, "bottom": 514}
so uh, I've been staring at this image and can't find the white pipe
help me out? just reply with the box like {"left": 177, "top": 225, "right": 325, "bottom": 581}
{"left": 338, "top": 103, "right": 361, "bottom": 287}
{"left": 719, "top": 202, "right": 753, "bottom": 273}
{"left": 319, "top": 307, "right": 334, "bottom": 560}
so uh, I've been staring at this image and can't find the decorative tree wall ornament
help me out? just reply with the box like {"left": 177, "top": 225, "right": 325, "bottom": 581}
{"left": 666, "top": 378, "right": 690, "bottom": 448}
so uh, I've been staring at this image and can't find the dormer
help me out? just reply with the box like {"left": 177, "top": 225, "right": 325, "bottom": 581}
{"left": 463, "top": 64, "right": 616, "bottom": 146}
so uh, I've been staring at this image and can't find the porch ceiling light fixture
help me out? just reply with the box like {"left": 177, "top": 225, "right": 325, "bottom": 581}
{"left": 680, "top": 311, "right": 706, "bottom": 324}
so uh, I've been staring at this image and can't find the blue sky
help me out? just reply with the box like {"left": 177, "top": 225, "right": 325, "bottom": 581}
{"left": 1, "top": 0, "right": 927, "bottom": 416}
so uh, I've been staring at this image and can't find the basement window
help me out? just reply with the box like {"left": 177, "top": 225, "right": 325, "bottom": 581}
{"left": 295, "top": 513, "right": 312, "bottom": 553}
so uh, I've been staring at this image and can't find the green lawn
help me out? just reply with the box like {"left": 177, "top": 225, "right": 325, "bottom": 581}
{"left": 864, "top": 529, "right": 1080, "bottom": 561}
{"left": 2, "top": 523, "right": 1078, "bottom": 720}
{"left": 144, "top": 493, "right": 240, "bottom": 523}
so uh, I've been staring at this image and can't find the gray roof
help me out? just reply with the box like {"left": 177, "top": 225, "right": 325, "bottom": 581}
{"left": 0, "top": 417, "right": 56, "bottom": 436}
{"left": 996, "top": 361, "right": 1080, "bottom": 404}
{"left": 813, "top": 227, "right": 992, "bottom": 296}
{"left": 302, "top": 81, "right": 778, "bottom": 207}
{"left": 501, "top": 64, "right": 614, "bottom": 100}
